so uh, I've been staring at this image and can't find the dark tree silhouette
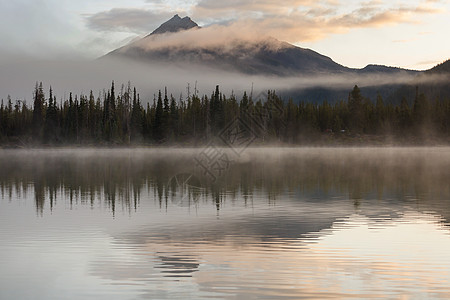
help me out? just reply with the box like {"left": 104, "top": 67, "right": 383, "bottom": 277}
{"left": 0, "top": 82, "right": 449, "bottom": 145}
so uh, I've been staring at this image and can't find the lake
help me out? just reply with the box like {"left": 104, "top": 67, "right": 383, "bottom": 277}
{"left": 0, "top": 147, "right": 449, "bottom": 299}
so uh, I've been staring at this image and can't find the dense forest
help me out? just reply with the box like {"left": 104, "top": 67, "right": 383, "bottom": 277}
{"left": 0, "top": 81, "right": 449, "bottom": 146}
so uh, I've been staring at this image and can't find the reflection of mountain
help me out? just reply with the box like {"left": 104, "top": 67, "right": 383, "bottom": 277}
{"left": 89, "top": 210, "right": 450, "bottom": 299}
{"left": 110, "top": 196, "right": 415, "bottom": 249}
{"left": 3, "top": 149, "right": 450, "bottom": 299}
{"left": 3, "top": 148, "right": 450, "bottom": 299}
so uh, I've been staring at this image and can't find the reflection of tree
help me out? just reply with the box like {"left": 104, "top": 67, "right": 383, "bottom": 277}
{"left": 0, "top": 149, "right": 449, "bottom": 219}
{"left": 34, "top": 180, "right": 45, "bottom": 216}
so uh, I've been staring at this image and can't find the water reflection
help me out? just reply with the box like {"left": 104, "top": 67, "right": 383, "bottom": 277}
{"left": 0, "top": 148, "right": 449, "bottom": 299}
{"left": 1, "top": 148, "right": 449, "bottom": 218}
{"left": 156, "top": 254, "right": 200, "bottom": 278}
{"left": 84, "top": 211, "right": 450, "bottom": 299}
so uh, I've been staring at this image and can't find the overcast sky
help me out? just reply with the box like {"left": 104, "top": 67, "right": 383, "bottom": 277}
{"left": 0, "top": 0, "right": 448, "bottom": 69}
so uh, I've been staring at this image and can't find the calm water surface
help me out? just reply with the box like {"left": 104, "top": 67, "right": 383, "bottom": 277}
{"left": 0, "top": 147, "right": 450, "bottom": 299}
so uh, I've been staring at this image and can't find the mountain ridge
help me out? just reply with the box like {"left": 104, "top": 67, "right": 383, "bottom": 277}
{"left": 101, "top": 15, "right": 449, "bottom": 103}
{"left": 427, "top": 59, "right": 450, "bottom": 74}
{"left": 104, "top": 15, "right": 424, "bottom": 77}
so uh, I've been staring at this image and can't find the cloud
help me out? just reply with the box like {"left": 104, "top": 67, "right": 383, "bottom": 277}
{"left": 82, "top": 0, "right": 445, "bottom": 53}
{"left": 125, "top": 23, "right": 283, "bottom": 53}
{"left": 0, "top": 0, "right": 82, "bottom": 61}
{"left": 189, "top": 0, "right": 444, "bottom": 43}
{"left": 194, "top": 0, "right": 337, "bottom": 15}
{"left": 85, "top": 8, "right": 178, "bottom": 33}
{"left": 413, "top": 59, "right": 441, "bottom": 67}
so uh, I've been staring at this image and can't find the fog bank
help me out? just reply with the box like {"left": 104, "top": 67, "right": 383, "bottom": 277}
{"left": 0, "top": 56, "right": 446, "bottom": 103}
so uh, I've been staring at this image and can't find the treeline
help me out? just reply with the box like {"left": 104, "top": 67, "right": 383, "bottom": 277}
{"left": 0, "top": 82, "right": 449, "bottom": 145}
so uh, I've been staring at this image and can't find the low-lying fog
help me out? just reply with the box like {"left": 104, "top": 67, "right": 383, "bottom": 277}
{"left": 1, "top": 147, "right": 449, "bottom": 193}
{"left": 0, "top": 57, "right": 446, "bottom": 103}
{"left": 1, "top": 146, "right": 449, "bottom": 221}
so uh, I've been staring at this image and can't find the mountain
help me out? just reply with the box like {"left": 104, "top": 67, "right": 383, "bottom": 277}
{"left": 108, "top": 37, "right": 350, "bottom": 76}
{"left": 104, "top": 15, "right": 354, "bottom": 76}
{"left": 357, "top": 64, "right": 418, "bottom": 74}
{"left": 103, "top": 15, "right": 448, "bottom": 103}
{"left": 426, "top": 59, "right": 450, "bottom": 74}
{"left": 391, "top": 60, "right": 450, "bottom": 103}
{"left": 149, "top": 14, "right": 199, "bottom": 36}
{"left": 104, "top": 15, "right": 418, "bottom": 78}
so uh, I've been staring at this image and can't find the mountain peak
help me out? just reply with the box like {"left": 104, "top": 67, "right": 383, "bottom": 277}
{"left": 150, "top": 14, "right": 199, "bottom": 36}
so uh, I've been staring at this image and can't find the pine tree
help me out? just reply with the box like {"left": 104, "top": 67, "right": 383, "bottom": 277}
{"left": 131, "top": 88, "right": 143, "bottom": 142}
{"left": 348, "top": 85, "right": 364, "bottom": 133}
{"left": 170, "top": 94, "right": 178, "bottom": 138}
{"left": 154, "top": 90, "right": 164, "bottom": 141}
{"left": 44, "top": 87, "right": 58, "bottom": 143}
{"left": 32, "top": 82, "right": 45, "bottom": 141}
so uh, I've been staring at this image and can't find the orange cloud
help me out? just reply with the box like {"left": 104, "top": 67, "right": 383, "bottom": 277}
{"left": 190, "top": 0, "right": 444, "bottom": 43}
{"left": 85, "top": 0, "right": 445, "bottom": 46}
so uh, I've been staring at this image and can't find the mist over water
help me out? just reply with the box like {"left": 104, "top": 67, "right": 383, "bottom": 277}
{"left": 0, "top": 147, "right": 450, "bottom": 299}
